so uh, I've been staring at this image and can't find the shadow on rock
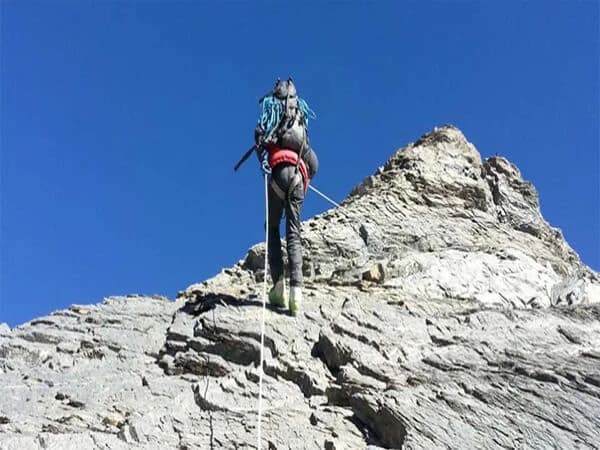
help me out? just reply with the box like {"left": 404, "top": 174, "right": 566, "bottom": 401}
{"left": 180, "top": 292, "right": 286, "bottom": 317}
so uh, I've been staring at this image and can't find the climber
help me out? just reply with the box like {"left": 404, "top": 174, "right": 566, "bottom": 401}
{"left": 254, "top": 78, "right": 319, "bottom": 316}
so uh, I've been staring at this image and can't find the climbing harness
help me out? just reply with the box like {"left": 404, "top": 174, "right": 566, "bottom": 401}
{"left": 268, "top": 148, "right": 309, "bottom": 187}
{"left": 256, "top": 172, "right": 269, "bottom": 450}
{"left": 270, "top": 174, "right": 301, "bottom": 201}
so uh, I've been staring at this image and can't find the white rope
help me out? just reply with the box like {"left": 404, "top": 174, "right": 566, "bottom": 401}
{"left": 257, "top": 173, "right": 269, "bottom": 450}
{"left": 308, "top": 184, "right": 340, "bottom": 208}
{"left": 254, "top": 180, "right": 337, "bottom": 447}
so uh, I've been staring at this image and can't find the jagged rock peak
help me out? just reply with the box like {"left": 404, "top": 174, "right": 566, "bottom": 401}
{"left": 344, "top": 125, "right": 594, "bottom": 281}
{"left": 349, "top": 125, "right": 484, "bottom": 201}
{"left": 349, "top": 124, "right": 540, "bottom": 219}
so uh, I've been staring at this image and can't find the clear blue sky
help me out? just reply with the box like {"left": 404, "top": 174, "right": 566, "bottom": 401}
{"left": 1, "top": 1, "right": 598, "bottom": 327}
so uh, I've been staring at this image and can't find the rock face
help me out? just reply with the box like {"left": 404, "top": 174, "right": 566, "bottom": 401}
{"left": 1, "top": 126, "right": 599, "bottom": 449}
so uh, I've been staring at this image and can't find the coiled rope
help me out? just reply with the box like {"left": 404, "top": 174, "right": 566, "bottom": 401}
{"left": 258, "top": 95, "right": 316, "bottom": 139}
{"left": 298, "top": 98, "right": 317, "bottom": 127}
{"left": 258, "top": 96, "right": 282, "bottom": 140}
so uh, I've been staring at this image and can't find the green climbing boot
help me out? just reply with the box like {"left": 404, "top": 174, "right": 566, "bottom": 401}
{"left": 289, "top": 286, "right": 302, "bottom": 317}
{"left": 268, "top": 278, "right": 287, "bottom": 308}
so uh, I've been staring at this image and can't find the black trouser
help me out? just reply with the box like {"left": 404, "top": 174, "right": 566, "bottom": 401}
{"left": 268, "top": 164, "right": 304, "bottom": 288}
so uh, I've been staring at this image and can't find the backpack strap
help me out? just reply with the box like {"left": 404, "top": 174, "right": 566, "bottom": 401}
{"left": 293, "top": 108, "right": 310, "bottom": 178}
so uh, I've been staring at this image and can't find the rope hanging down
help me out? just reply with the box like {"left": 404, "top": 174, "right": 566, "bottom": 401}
{"left": 256, "top": 173, "right": 269, "bottom": 450}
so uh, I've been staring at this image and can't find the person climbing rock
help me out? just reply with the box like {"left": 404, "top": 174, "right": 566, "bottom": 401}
{"left": 254, "top": 78, "right": 319, "bottom": 316}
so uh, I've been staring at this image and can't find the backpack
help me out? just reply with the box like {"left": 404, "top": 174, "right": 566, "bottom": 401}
{"left": 257, "top": 78, "right": 316, "bottom": 157}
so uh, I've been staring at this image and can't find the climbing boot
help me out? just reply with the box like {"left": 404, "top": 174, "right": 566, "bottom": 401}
{"left": 268, "top": 278, "right": 287, "bottom": 308}
{"left": 289, "top": 286, "right": 302, "bottom": 316}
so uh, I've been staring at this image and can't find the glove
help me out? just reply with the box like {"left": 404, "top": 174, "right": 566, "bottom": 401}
{"left": 260, "top": 158, "right": 271, "bottom": 175}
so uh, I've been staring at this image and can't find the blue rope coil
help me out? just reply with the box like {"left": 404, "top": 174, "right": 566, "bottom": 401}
{"left": 298, "top": 98, "right": 316, "bottom": 128}
{"left": 258, "top": 95, "right": 317, "bottom": 137}
{"left": 259, "top": 96, "right": 283, "bottom": 138}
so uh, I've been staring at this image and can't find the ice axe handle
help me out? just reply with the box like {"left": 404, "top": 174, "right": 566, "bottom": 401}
{"left": 234, "top": 145, "right": 258, "bottom": 172}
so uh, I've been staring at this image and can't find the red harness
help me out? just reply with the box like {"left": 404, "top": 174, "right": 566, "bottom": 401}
{"left": 267, "top": 147, "right": 309, "bottom": 192}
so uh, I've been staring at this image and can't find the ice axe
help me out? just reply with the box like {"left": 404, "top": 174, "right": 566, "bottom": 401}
{"left": 233, "top": 145, "right": 258, "bottom": 172}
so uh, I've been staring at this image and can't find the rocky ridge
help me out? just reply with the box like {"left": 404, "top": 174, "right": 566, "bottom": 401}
{"left": 1, "top": 126, "right": 599, "bottom": 449}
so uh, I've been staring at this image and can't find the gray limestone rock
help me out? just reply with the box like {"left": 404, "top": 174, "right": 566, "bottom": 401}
{"left": 1, "top": 126, "right": 599, "bottom": 449}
